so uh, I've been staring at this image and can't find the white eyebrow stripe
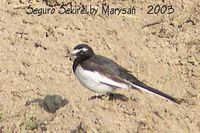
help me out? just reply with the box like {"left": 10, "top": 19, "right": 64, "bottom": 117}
{"left": 72, "top": 49, "right": 81, "bottom": 54}
{"left": 72, "top": 48, "right": 88, "bottom": 54}
{"left": 82, "top": 47, "right": 88, "bottom": 51}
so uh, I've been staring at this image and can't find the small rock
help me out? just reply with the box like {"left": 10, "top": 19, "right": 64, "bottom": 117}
{"left": 44, "top": 0, "right": 59, "bottom": 6}
{"left": 40, "top": 95, "right": 68, "bottom": 113}
{"left": 25, "top": 95, "right": 68, "bottom": 113}
{"left": 70, "top": 122, "right": 88, "bottom": 133}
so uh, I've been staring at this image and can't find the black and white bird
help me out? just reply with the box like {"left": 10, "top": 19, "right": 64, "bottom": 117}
{"left": 70, "top": 44, "right": 180, "bottom": 104}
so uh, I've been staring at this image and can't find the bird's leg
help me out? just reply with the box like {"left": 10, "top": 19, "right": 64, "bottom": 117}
{"left": 107, "top": 93, "right": 115, "bottom": 101}
{"left": 89, "top": 93, "right": 109, "bottom": 100}
{"left": 100, "top": 93, "right": 110, "bottom": 100}
{"left": 88, "top": 95, "right": 101, "bottom": 100}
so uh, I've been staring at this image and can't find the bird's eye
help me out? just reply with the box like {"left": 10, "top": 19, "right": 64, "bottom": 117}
{"left": 80, "top": 50, "right": 84, "bottom": 54}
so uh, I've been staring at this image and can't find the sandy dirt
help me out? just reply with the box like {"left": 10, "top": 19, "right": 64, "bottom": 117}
{"left": 0, "top": 0, "right": 200, "bottom": 132}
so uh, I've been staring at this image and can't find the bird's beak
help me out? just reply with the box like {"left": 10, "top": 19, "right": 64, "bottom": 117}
{"left": 69, "top": 53, "right": 76, "bottom": 61}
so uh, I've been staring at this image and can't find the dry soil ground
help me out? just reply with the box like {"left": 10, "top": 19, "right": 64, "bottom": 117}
{"left": 0, "top": 0, "right": 200, "bottom": 133}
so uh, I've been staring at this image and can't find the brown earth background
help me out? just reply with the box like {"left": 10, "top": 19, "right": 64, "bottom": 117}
{"left": 0, "top": 0, "right": 200, "bottom": 132}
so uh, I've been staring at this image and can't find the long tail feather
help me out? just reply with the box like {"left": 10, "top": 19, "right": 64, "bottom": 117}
{"left": 129, "top": 81, "right": 181, "bottom": 104}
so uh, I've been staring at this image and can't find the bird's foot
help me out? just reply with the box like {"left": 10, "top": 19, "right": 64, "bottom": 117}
{"left": 108, "top": 93, "right": 129, "bottom": 102}
{"left": 89, "top": 94, "right": 109, "bottom": 100}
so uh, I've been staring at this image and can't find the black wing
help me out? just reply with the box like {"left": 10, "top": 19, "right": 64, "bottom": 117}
{"left": 81, "top": 55, "right": 152, "bottom": 87}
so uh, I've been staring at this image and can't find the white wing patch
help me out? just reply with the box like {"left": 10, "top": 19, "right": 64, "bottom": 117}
{"left": 92, "top": 71, "right": 129, "bottom": 88}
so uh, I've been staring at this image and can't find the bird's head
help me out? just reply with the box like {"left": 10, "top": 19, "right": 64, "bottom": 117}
{"left": 70, "top": 44, "right": 94, "bottom": 61}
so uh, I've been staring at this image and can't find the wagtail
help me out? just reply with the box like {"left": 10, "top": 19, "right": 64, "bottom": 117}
{"left": 70, "top": 44, "right": 180, "bottom": 104}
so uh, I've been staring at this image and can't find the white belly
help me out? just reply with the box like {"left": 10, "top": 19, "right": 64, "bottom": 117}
{"left": 75, "top": 65, "right": 128, "bottom": 94}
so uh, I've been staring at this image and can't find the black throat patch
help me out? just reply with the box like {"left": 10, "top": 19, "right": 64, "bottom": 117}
{"left": 72, "top": 48, "right": 94, "bottom": 73}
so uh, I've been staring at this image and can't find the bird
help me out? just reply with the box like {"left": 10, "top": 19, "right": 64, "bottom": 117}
{"left": 69, "top": 43, "right": 181, "bottom": 104}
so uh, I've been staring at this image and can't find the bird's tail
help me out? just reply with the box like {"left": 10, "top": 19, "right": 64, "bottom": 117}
{"left": 129, "top": 80, "right": 181, "bottom": 104}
